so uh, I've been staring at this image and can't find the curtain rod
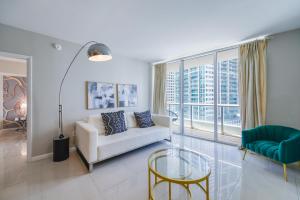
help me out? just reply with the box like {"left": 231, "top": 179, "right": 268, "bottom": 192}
{"left": 152, "top": 35, "right": 272, "bottom": 65}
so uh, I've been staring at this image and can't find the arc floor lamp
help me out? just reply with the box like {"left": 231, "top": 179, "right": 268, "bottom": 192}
{"left": 58, "top": 41, "right": 112, "bottom": 138}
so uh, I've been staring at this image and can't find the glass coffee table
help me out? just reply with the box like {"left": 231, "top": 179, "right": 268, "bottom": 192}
{"left": 148, "top": 148, "right": 211, "bottom": 200}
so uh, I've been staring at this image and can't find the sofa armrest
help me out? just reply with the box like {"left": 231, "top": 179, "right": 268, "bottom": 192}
{"left": 279, "top": 134, "right": 300, "bottom": 164}
{"left": 75, "top": 121, "right": 98, "bottom": 163}
{"left": 242, "top": 126, "right": 264, "bottom": 147}
{"left": 152, "top": 114, "right": 171, "bottom": 128}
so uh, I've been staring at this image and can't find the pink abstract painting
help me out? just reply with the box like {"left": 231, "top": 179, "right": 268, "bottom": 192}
{"left": 3, "top": 76, "right": 27, "bottom": 128}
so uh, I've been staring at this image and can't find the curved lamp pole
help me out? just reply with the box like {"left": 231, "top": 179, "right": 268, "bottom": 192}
{"left": 58, "top": 41, "right": 112, "bottom": 138}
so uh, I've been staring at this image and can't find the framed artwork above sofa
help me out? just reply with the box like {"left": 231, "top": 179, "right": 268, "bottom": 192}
{"left": 86, "top": 81, "right": 115, "bottom": 109}
{"left": 117, "top": 84, "right": 138, "bottom": 107}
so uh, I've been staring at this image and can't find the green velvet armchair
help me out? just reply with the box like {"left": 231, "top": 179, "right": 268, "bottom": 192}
{"left": 242, "top": 125, "right": 300, "bottom": 181}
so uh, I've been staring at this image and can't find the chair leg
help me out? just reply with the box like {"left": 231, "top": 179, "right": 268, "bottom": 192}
{"left": 283, "top": 164, "right": 288, "bottom": 182}
{"left": 242, "top": 149, "right": 247, "bottom": 160}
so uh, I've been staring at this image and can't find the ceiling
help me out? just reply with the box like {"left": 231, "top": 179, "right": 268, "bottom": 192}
{"left": 0, "top": 0, "right": 300, "bottom": 63}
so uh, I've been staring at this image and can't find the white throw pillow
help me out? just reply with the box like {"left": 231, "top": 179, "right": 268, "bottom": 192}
{"left": 126, "top": 112, "right": 138, "bottom": 128}
{"left": 88, "top": 115, "right": 106, "bottom": 135}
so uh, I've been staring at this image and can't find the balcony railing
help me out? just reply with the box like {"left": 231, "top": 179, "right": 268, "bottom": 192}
{"left": 167, "top": 102, "right": 241, "bottom": 137}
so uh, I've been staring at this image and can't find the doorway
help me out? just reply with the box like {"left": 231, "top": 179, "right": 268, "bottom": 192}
{"left": 0, "top": 52, "right": 32, "bottom": 162}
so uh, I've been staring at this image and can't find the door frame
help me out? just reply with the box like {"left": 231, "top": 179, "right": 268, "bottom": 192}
{"left": 0, "top": 51, "right": 33, "bottom": 161}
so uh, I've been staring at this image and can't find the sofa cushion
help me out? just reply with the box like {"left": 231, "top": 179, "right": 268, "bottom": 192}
{"left": 134, "top": 110, "right": 155, "bottom": 128}
{"left": 246, "top": 140, "right": 280, "bottom": 161}
{"left": 97, "top": 125, "right": 170, "bottom": 160}
{"left": 126, "top": 112, "right": 138, "bottom": 128}
{"left": 101, "top": 111, "right": 127, "bottom": 135}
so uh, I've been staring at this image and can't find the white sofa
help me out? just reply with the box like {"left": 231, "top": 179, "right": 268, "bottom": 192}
{"left": 75, "top": 112, "right": 171, "bottom": 172}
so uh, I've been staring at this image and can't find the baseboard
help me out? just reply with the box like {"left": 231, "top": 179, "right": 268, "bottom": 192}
{"left": 30, "top": 147, "right": 76, "bottom": 161}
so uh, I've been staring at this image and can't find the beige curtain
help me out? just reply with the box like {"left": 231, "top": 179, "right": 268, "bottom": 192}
{"left": 153, "top": 63, "right": 167, "bottom": 114}
{"left": 239, "top": 40, "right": 267, "bottom": 129}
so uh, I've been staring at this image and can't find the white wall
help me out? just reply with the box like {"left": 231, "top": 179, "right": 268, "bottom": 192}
{"left": 266, "top": 28, "right": 300, "bottom": 129}
{"left": 0, "top": 23, "right": 151, "bottom": 156}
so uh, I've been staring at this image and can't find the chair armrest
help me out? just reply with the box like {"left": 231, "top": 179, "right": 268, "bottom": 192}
{"left": 75, "top": 121, "right": 98, "bottom": 163}
{"left": 152, "top": 114, "right": 171, "bottom": 128}
{"left": 242, "top": 126, "right": 264, "bottom": 147}
{"left": 279, "top": 134, "right": 300, "bottom": 164}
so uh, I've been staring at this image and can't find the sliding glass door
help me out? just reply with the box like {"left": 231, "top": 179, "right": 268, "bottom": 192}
{"left": 216, "top": 49, "right": 241, "bottom": 144}
{"left": 164, "top": 48, "right": 241, "bottom": 145}
{"left": 166, "top": 61, "right": 181, "bottom": 134}
{"left": 183, "top": 54, "right": 215, "bottom": 140}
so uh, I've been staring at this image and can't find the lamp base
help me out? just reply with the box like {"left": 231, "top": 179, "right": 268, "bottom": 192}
{"left": 53, "top": 136, "right": 69, "bottom": 162}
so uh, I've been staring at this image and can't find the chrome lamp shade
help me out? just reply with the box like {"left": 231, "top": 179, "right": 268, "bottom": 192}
{"left": 87, "top": 43, "right": 112, "bottom": 62}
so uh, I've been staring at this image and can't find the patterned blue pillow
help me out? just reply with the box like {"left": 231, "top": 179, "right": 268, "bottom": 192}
{"left": 134, "top": 110, "right": 155, "bottom": 128}
{"left": 101, "top": 111, "right": 127, "bottom": 135}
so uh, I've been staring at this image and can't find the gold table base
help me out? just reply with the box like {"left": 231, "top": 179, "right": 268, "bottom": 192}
{"left": 148, "top": 168, "right": 210, "bottom": 200}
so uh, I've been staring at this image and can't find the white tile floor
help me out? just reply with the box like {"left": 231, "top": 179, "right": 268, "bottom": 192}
{"left": 0, "top": 131, "right": 300, "bottom": 200}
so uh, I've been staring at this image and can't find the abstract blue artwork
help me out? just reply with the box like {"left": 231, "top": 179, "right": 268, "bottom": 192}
{"left": 87, "top": 81, "right": 115, "bottom": 109}
{"left": 117, "top": 84, "right": 138, "bottom": 107}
